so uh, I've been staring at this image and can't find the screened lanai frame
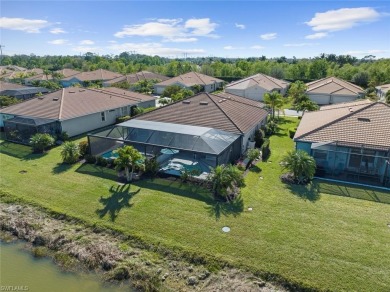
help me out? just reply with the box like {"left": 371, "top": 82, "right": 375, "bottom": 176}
{"left": 311, "top": 141, "right": 390, "bottom": 188}
{"left": 4, "top": 116, "right": 60, "bottom": 145}
{"left": 88, "top": 120, "right": 242, "bottom": 168}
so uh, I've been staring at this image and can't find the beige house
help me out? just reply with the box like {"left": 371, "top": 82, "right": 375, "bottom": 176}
{"left": 24, "top": 69, "right": 80, "bottom": 85}
{"left": 154, "top": 72, "right": 224, "bottom": 95}
{"left": 294, "top": 100, "right": 390, "bottom": 187}
{"left": 305, "top": 77, "right": 365, "bottom": 105}
{"left": 224, "top": 73, "right": 290, "bottom": 102}
{"left": 0, "top": 87, "right": 155, "bottom": 144}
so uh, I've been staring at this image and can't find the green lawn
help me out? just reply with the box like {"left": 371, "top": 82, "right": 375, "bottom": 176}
{"left": 1, "top": 119, "right": 389, "bottom": 291}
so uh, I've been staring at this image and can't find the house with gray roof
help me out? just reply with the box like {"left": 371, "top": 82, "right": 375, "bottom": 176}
{"left": 224, "top": 73, "right": 290, "bottom": 102}
{"left": 154, "top": 72, "right": 224, "bottom": 95}
{"left": 305, "top": 76, "right": 365, "bottom": 105}
{"left": 294, "top": 100, "right": 390, "bottom": 188}
{"left": 0, "top": 81, "right": 50, "bottom": 99}
{"left": 0, "top": 87, "right": 155, "bottom": 144}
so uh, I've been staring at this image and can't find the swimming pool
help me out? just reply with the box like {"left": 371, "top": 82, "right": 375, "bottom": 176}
{"left": 101, "top": 150, "right": 118, "bottom": 160}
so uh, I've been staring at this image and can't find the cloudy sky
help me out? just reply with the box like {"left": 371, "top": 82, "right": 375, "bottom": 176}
{"left": 1, "top": 1, "right": 389, "bottom": 58}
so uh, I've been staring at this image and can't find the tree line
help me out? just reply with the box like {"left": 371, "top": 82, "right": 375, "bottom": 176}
{"left": 1, "top": 53, "right": 389, "bottom": 87}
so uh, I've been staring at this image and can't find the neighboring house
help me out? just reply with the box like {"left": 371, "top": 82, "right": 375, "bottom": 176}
{"left": 24, "top": 69, "right": 80, "bottom": 85}
{"left": 375, "top": 83, "right": 390, "bottom": 101}
{"left": 0, "top": 87, "right": 156, "bottom": 144}
{"left": 88, "top": 92, "right": 268, "bottom": 175}
{"left": 0, "top": 81, "right": 50, "bottom": 99}
{"left": 103, "top": 71, "right": 170, "bottom": 87}
{"left": 305, "top": 76, "right": 365, "bottom": 105}
{"left": 154, "top": 72, "right": 224, "bottom": 95}
{"left": 224, "top": 73, "right": 290, "bottom": 102}
{"left": 294, "top": 100, "right": 390, "bottom": 188}
{"left": 60, "top": 69, "right": 124, "bottom": 87}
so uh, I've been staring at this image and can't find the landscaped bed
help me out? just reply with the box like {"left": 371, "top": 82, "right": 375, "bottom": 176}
{"left": 1, "top": 117, "right": 390, "bottom": 291}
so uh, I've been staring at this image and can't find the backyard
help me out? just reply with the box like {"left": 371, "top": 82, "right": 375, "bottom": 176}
{"left": 0, "top": 117, "right": 389, "bottom": 291}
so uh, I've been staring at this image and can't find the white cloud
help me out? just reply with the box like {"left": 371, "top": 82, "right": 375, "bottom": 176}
{"left": 80, "top": 40, "right": 95, "bottom": 45}
{"left": 223, "top": 45, "right": 245, "bottom": 50}
{"left": 344, "top": 49, "right": 389, "bottom": 56}
{"left": 250, "top": 45, "right": 265, "bottom": 50}
{"left": 48, "top": 39, "right": 68, "bottom": 45}
{"left": 235, "top": 23, "right": 246, "bottom": 29}
{"left": 284, "top": 43, "right": 318, "bottom": 47}
{"left": 107, "top": 42, "right": 205, "bottom": 56}
{"left": 50, "top": 27, "right": 66, "bottom": 34}
{"left": 72, "top": 46, "right": 102, "bottom": 53}
{"left": 163, "top": 37, "right": 198, "bottom": 43}
{"left": 260, "top": 33, "right": 277, "bottom": 40}
{"left": 0, "top": 17, "right": 49, "bottom": 33}
{"left": 306, "top": 7, "right": 382, "bottom": 32}
{"left": 305, "top": 32, "right": 328, "bottom": 39}
{"left": 114, "top": 18, "right": 218, "bottom": 41}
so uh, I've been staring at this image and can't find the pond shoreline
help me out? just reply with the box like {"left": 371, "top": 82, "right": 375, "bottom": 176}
{"left": 0, "top": 202, "right": 283, "bottom": 291}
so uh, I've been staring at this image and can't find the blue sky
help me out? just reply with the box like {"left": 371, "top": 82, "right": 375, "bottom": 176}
{"left": 1, "top": 1, "right": 389, "bottom": 58}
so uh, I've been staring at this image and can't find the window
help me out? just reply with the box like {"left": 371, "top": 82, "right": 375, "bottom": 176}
{"left": 313, "top": 150, "right": 327, "bottom": 160}
{"left": 101, "top": 112, "right": 106, "bottom": 122}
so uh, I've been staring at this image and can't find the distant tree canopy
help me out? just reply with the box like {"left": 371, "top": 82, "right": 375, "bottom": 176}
{"left": 1, "top": 53, "right": 389, "bottom": 87}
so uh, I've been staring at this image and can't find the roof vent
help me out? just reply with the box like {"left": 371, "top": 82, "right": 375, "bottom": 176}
{"left": 37, "top": 96, "right": 44, "bottom": 100}
{"left": 182, "top": 100, "right": 191, "bottom": 104}
{"left": 69, "top": 91, "right": 75, "bottom": 93}
{"left": 200, "top": 101, "right": 208, "bottom": 105}
{"left": 349, "top": 107, "right": 354, "bottom": 112}
{"left": 218, "top": 99, "right": 227, "bottom": 103}
{"left": 53, "top": 97, "right": 59, "bottom": 101}
{"left": 79, "top": 89, "right": 85, "bottom": 92}
{"left": 357, "top": 117, "right": 371, "bottom": 122}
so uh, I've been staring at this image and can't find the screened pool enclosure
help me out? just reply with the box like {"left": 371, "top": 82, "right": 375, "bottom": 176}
{"left": 88, "top": 120, "right": 242, "bottom": 175}
{"left": 4, "top": 117, "right": 60, "bottom": 145}
{"left": 311, "top": 141, "right": 390, "bottom": 188}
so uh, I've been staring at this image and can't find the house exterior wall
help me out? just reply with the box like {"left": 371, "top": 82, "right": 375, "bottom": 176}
{"left": 61, "top": 109, "right": 120, "bottom": 137}
{"left": 331, "top": 94, "right": 359, "bottom": 104}
{"left": 244, "top": 86, "right": 268, "bottom": 101}
{"left": 307, "top": 94, "right": 331, "bottom": 105}
{"left": 241, "top": 117, "right": 267, "bottom": 153}
{"left": 295, "top": 141, "right": 312, "bottom": 153}
{"left": 61, "top": 78, "right": 82, "bottom": 88}
{"left": 308, "top": 93, "right": 359, "bottom": 105}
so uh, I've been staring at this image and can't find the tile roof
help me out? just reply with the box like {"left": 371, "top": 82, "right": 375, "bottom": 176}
{"left": 61, "top": 69, "right": 123, "bottom": 82}
{"left": 306, "top": 76, "right": 364, "bottom": 96}
{"left": 104, "top": 71, "right": 170, "bottom": 85}
{"left": 294, "top": 101, "right": 390, "bottom": 148}
{"left": 155, "top": 72, "right": 224, "bottom": 87}
{"left": 0, "top": 81, "right": 27, "bottom": 90}
{"left": 0, "top": 87, "right": 154, "bottom": 121}
{"left": 225, "top": 73, "right": 290, "bottom": 91}
{"left": 214, "top": 91, "right": 266, "bottom": 108}
{"left": 135, "top": 92, "right": 268, "bottom": 135}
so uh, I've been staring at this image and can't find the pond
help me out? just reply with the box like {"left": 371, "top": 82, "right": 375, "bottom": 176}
{"left": 0, "top": 241, "right": 128, "bottom": 292}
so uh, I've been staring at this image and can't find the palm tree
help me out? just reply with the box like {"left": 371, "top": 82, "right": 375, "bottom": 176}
{"left": 281, "top": 150, "right": 316, "bottom": 184}
{"left": 208, "top": 164, "right": 245, "bottom": 200}
{"left": 60, "top": 141, "right": 80, "bottom": 164}
{"left": 29, "top": 133, "right": 55, "bottom": 153}
{"left": 114, "top": 146, "right": 144, "bottom": 182}
{"left": 264, "top": 91, "right": 284, "bottom": 120}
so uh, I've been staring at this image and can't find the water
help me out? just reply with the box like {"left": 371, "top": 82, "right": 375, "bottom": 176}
{"left": 0, "top": 241, "right": 128, "bottom": 292}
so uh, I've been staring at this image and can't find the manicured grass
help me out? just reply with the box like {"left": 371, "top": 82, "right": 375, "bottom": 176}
{"left": 1, "top": 120, "right": 389, "bottom": 291}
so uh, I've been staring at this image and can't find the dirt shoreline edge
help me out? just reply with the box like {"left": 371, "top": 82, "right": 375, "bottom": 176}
{"left": 0, "top": 201, "right": 285, "bottom": 291}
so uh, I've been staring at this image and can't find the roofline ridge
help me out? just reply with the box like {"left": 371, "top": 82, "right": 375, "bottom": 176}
{"left": 295, "top": 102, "right": 377, "bottom": 140}
{"left": 262, "top": 73, "right": 284, "bottom": 88}
{"left": 206, "top": 93, "right": 243, "bottom": 134}
{"left": 193, "top": 71, "right": 207, "bottom": 85}
{"left": 58, "top": 88, "right": 65, "bottom": 120}
{"left": 89, "top": 87, "right": 145, "bottom": 102}
{"left": 331, "top": 78, "right": 361, "bottom": 94}
{"left": 213, "top": 92, "right": 264, "bottom": 109}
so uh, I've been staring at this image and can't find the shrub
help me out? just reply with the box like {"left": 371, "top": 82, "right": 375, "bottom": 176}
{"left": 96, "top": 156, "right": 108, "bottom": 167}
{"left": 144, "top": 156, "right": 159, "bottom": 177}
{"left": 60, "top": 141, "right": 80, "bottom": 164}
{"left": 84, "top": 154, "right": 97, "bottom": 164}
{"left": 29, "top": 133, "right": 55, "bottom": 153}
{"left": 261, "top": 138, "right": 271, "bottom": 160}
{"left": 281, "top": 150, "right": 316, "bottom": 184}
{"left": 247, "top": 148, "right": 261, "bottom": 165}
{"left": 116, "top": 115, "right": 131, "bottom": 123}
{"left": 78, "top": 141, "right": 89, "bottom": 157}
{"left": 57, "top": 131, "right": 69, "bottom": 142}
{"left": 265, "top": 120, "right": 278, "bottom": 136}
{"left": 289, "top": 127, "right": 297, "bottom": 139}
{"left": 254, "top": 129, "right": 265, "bottom": 147}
